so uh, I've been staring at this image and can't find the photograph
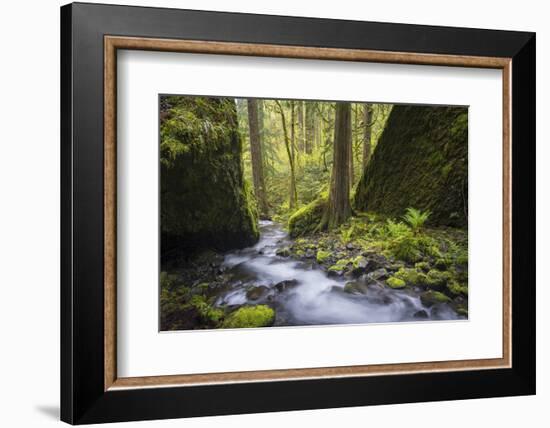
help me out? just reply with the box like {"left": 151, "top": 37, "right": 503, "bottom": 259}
{"left": 159, "top": 95, "right": 469, "bottom": 331}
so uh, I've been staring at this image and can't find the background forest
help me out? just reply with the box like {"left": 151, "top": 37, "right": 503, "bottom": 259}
{"left": 160, "top": 95, "right": 469, "bottom": 331}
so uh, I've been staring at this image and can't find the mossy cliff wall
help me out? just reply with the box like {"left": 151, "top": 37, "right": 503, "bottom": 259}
{"left": 353, "top": 105, "right": 468, "bottom": 227}
{"left": 160, "top": 96, "right": 259, "bottom": 259}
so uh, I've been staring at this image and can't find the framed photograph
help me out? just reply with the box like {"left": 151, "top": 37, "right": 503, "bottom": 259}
{"left": 60, "top": 2, "right": 535, "bottom": 424}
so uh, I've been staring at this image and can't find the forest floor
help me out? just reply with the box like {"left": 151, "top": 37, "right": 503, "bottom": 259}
{"left": 160, "top": 212, "right": 468, "bottom": 331}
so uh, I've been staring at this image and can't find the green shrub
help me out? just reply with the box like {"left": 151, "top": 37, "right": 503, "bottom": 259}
{"left": 390, "top": 235, "right": 422, "bottom": 263}
{"left": 402, "top": 207, "right": 431, "bottom": 233}
{"left": 221, "top": 305, "right": 275, "bottom": 329}
{"left": 385, "top": 219, "right": 410, "bottom": 238}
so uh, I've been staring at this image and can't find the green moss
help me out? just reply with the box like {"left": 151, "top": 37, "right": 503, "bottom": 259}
{"left": 394, "top": 267, "right": 427, "bottom": 286}
{"left": 390, "top": 235, "right": 422, "bottom": 263}
{"left": 434, "top": 258, "right": 450, "bottom": 270}
{"left": 221, "top": 305, "right": 275, "bottom": 329}
{"left": 456, "top": 307, "right": 469, "bottom": 317}
{"left": 188, "top": 295, "right": 224, "bottom": 324}
{"left": 414, "top": 261, "right": 430, "bottom": 272}
{"left": 160, "top": 271, "right": 181, "bottom": 291}
{"left": 386, "top": 276, "right": 406, "bottom": 289}
{"left": 425, "top": 269, "right": 452, "bottom": 289}
{"left": 288, "top": 197, "right": 327, "bottom": 238}
{"left": 316, "top": 250, "right": 331, "bottom": 263}
{"left": 447, "top": 280, "right": 468, "bottom": 296}
{"left": 420, "top": 291, "right": 452, "bottom": 306}
{"left": 328, "top": 258, "right": 351, "bottom": 272}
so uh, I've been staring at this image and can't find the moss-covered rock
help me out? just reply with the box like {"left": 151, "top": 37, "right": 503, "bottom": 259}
{"left": 316, "top": 250, "right": 331, "bottom": 263}
{"left": 386, "top": 276, "right": 406, "bottom": 289}
{"left": 160, "top": 96, "right": 258, "bottom": 259}
{"left": 394, "top": 267, "right": 427, "bottom": 286}
{"left": 288, "top": 197, "right": 327, "bottom": 238}
{"left": 425, "top": 269, "right": 453, "bottom": 290}
{"left": 221, "top": 305, "right": 275, "bottom": 328}
{"left": 344, "top": 281, "right": 369, "bottom": 295}
{"left": 447, "top": 280, "right": 468, "bottom": 296}
{"left": 420, "top": 291, "right": 452, "bottom": 307}
{"left": 353, "top": 105, "right": 468, "bottom": 227}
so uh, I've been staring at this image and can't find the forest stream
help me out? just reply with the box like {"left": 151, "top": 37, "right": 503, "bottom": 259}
{"left": 215, "top": 220, "right": 460, "bottom": 326}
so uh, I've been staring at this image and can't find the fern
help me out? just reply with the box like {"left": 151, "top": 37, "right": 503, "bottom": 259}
{"left": 402, "top": 208, "right": 431, "bottom": 233}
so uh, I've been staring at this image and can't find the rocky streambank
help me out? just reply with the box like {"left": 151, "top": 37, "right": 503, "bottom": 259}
{"left": 160, "top": 219, "right": 468, "bottom": 331}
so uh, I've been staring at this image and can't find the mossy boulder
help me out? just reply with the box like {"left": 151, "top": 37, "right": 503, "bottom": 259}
{"left": 420, "top": 291, "right": 452, "bottom": 307}
{"left": 425, "top": 269, "right": 453, "bottom": 290}
{"left": 394, "top": 267, "right": 427, "bottom": 286}
{"left": 316, "top": 250, "right": 331, "bottom": 263}
{"left": 160, "top": 96, "right": 258, "bottom": 259}
{"left": 354, "top": 105, "right": 468, "bottom": 227}
{"left": 386, "top": 276, "right": 406, "bottom": 289}
{"left": 221, "top": 305, "right": 275, "bottom": 329}
{"left": 288, "top": 197, "right": 327, "bottom": 238}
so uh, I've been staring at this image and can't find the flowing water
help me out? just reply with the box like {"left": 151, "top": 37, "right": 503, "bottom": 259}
{"left": 216, "top": 221, "right": 459, "bottom": 326}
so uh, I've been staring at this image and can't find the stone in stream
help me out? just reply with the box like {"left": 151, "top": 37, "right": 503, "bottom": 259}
{"left": 420, "top": 291, "right": 452, "bottom": 307}
{"left": 367, "top": 268, "right": 389, "bottom": 281}
{"left": 343, "top": 281, "right": 369, "bottom": 295}
{"left": 246, "top": 285, "right": 269, "bottom": 301}
{"left": 276, "top": 247, "right": 291, "bottom": 257}
{"left": 327, "top": 269, "right": 344, "bottom": 278}
{"left": 414, "top": 310, "right": 429, "bottom": 319}
{"left": 304, "top": 249, "right": 316, "bottom": 259}
{"left": 274, "top": 279, "right": 299, "bottom": 292}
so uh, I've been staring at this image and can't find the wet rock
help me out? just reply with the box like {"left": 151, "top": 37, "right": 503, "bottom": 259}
{"left": 367, "top": 268, "right": 388, "bottom": 281}
{"left": 275, "top": 279, "right": 299, "bottom": 292}
{"left": 420, "top": 291, "right": 451, "bottom": 307}
{"left": 344, "top": 281, "right": 369, "bottom": 295}
{"left": 327, "top": 269, "right": 344, "bottom": 278}
{"left": 414, "top": 310, "right": 429, "bottom": 319}
{"left": 328, "top": 285, "right": 348, "bottom": 296}
{"left": 276, "top": 247, "right": 291, "bottom": 257}
{"left": 304, "top": 249, "right": 316, "bottom": 259}
{"left": 356, "top": 257, "right": 369, "bottom": 269}
{"left": 386, "top": 276, "right": 406, "bottom": 289}
{"left": 246, "top": 285, "right": 269, "bottom": 301}
{"left": 364, "top": 254, "right": 387, "bottom": 271}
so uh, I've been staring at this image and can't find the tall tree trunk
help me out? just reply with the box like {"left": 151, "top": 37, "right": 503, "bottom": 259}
{"left": 247, "top": 99, "right": 269, "bottom": 217}
{"left": 362, "top": 104, "right": 373, "bottom": 169}
{"left": 305, "top": 103, "right": 315, "bottom": 154}
{"left": 275, "top": 100, "right": 298, "bottom": 210}
{"left": 322, "top": 102, "right": 352, "bottom": 229}
{"left": 297, "top": 101, "right": 304, "bottom": 152}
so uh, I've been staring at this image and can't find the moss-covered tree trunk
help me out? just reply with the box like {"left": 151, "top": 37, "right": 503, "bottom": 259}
{"left": 322, "top": 102, "right": 352, "bottom": 229}
{"left": 354, "top": 105, "right": 468, "bottom": 227}
{"left": 247, "top": 99, "right": 269, "bottom": 218}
